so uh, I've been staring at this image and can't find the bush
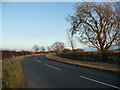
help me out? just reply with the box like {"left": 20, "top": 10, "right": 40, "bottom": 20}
{"left": 56, "top": 51, "right": 120, "bottom": 64}
{"left": 62, "top": 49, "right": 71, "bottom": 53}
{"left": 2, "top": 50, "right": 32, "bottom": 60}
{"left": 73, "top": 49, "right": 85, "bottom": 52}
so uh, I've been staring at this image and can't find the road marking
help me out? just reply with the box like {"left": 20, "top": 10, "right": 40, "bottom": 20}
{"left": 80, "top": 75, "right": 120, "bottom": 89}
{"left": 36, "top": 60, "right": 41, "bottom": 63}
{"left": 45, "top": 64, "right": 61, "bottom": 71}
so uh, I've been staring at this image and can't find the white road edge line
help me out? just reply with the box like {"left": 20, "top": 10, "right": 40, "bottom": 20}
{"left": 36, "top": 60, "right": 41, "bottom": 62}
{"left": 45, "top": 64, "right": 61, "bottom": 71}
{"left": 80, "top": 75, "right": 120, "bottom": 89}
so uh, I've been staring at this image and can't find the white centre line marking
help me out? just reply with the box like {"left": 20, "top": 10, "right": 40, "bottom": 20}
{"left": 80, "top": 75, "right": 120, "bottom": 89}
{"left": 45, "top": 64, "right": 61, "bottom": 71}
{"left": 36, "top": 60, "right": 41, "bottom": 63}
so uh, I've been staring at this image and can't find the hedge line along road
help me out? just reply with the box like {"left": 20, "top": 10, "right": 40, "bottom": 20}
{"left": 22, "top": 55, "right": 120, "bottom": 89}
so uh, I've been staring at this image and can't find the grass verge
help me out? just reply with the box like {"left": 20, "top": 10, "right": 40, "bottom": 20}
{"left": 46, "top": 54, "right": 120, "bottom": 73}
{"left": 2, "top": 56, "right": 24, "bottom": 88}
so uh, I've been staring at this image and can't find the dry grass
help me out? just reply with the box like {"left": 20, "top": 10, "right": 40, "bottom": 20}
{"left": 46, "top": 54, "right": 120, "bottom": 73}
{"left": 2, "top": 57, "right": 24, "bottom": 88}
{"left": 0, "top": 60, "right": 2, "bottom": 89}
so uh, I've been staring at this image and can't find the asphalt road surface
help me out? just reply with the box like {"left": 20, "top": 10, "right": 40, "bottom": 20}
{"left": 22, "top": 55, "right": 120, "bottom": 89}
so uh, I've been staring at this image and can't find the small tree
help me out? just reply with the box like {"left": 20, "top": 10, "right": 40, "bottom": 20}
{"left": 33, "top": 45, "right": 39, "bottom": 53}
{"left": 46, "top": 46, "right": 51, "bottom": 52}
{"left": 66, "top": 2, "right": 119, "bottom": 52}
{"left": 51, "top": 42, "right": 65, "bottom": 53}
{"left": 40, "top": 46, "right": 45, "bottom": 52}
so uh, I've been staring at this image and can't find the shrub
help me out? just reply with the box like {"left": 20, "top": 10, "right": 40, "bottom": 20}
{"left": 62, "top": 49, "right": 71, "bottom": 53}
{"left": 2, "top": 50, "right": 32, "bottom": 60}
{"left": 73, "top": 49, "right": 85, "bottom": 52}
{"left": 56, "top": 51, "right": 120, "bottom": 64}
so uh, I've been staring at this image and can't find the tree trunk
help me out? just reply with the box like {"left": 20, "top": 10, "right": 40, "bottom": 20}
{"left": 100, "top": 49, "right": 108, "bottom": 62}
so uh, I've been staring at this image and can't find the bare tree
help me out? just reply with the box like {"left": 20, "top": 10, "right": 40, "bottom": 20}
{"left": 33, "top": 45, "right": 39, "bottom": 52}
{"left": 46, "top": 46, "right": 51, "bottom": 52}
{"left": 51, "top": 42, "right": 65, "bottom": 53}
{"left": 39, "top": 46, "right": 45, "bottom": 52}
{"left": 66, "top": 2, "right": 119, "bottom": 52}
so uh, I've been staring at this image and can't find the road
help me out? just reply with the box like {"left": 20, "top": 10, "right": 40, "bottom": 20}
{"left": 22, "top": 55, "right": 120, "bottom": 89}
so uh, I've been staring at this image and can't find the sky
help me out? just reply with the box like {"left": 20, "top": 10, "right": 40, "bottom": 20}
{"left": 2, "top": 1, "right": 119, "bottom": 51}
{"left": 0, "top": 2, "right": 2, "bottom": 50}
{"left": 2, "top": 2, "right": 78, "bottom": 50}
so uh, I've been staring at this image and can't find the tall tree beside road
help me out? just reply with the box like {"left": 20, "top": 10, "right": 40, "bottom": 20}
{"left": 66, "top": 2, "right": 119, "bottom": 52}
{"left": 51, "top": 42, "right": 65, "bottom": 53}
{"left": 33, "top": 45, "right": 40, "bottom": 53}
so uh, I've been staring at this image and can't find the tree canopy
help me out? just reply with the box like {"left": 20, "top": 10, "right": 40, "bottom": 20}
{"left": 67, "top": 2, "right": 119, "bottom": 52}
{"left": 51, "top": 42, "right": 65, "bottom": 53}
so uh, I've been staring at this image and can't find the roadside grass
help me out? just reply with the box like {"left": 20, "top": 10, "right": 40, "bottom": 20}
{"left": 46, "top": 54, "right": 120, "bottom": 73}
{"left": 2, "top": 56, "right": 24, "bottom": 88}
{"left": 0, "top": 60, "right": 2, "bottom": 89}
